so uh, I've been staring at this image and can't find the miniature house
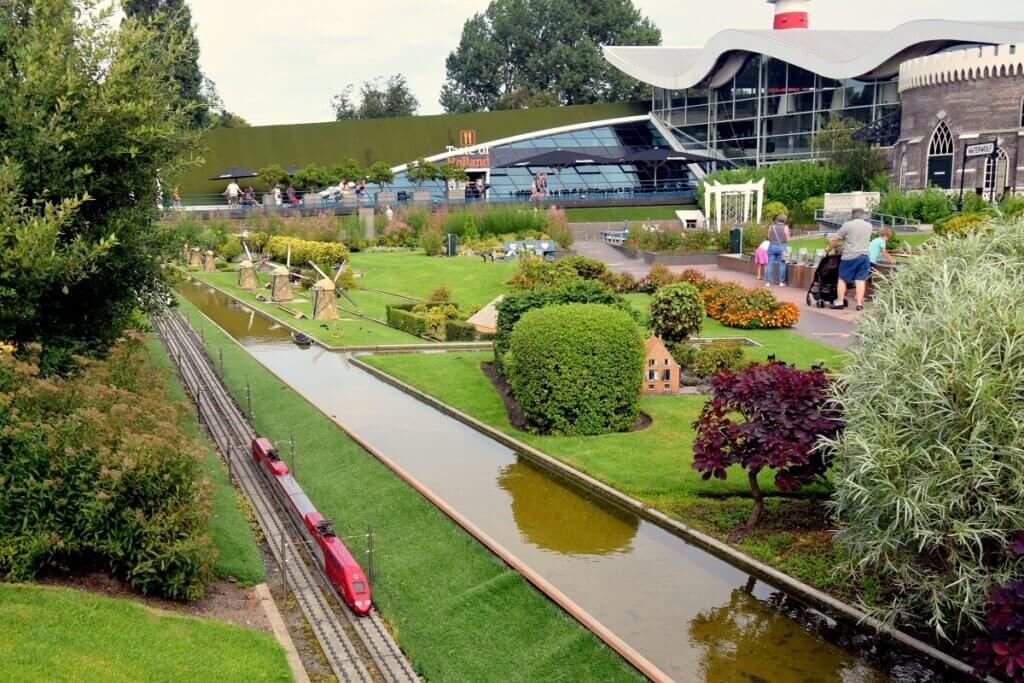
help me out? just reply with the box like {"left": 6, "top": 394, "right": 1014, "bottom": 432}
{"left": 643, "top": 335, "right": 679, "bottom": 394}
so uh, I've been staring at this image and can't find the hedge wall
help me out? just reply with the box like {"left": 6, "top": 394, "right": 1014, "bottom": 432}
{"left": 444, "top": 319, "right": 477, "bottom": 342}
{"left": 386, "top": 303, "right": 428, "bottom": 338}
{"left": 505, "top": 303, "right": 644, "bottom": 435}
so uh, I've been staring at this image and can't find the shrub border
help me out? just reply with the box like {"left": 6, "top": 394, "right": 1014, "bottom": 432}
{"left": 350, "top": 355, "right": 989, "bottom": 682}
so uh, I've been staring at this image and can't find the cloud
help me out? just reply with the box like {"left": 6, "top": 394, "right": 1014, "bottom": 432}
{"left": 187, "top": 0, "right": 1017, "bottom": 126}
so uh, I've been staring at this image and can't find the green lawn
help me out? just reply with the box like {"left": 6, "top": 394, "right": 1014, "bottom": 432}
{"left": 0, "top": 584, "right": 290, "bottom": 682}
{"left": 621, "top": 292, "right": 847, "bottom": 370}
{"left": 146, "top": 337, "right": 265, "bottom": 586}
{"left": 350, "top": 251, "right": 516, "bottom": 309}
{"left": 788, "top": 232, "right": 934, "bottom": 253}
{"left": 192, "top": 270, "right": 432, "bottom": 348}
{"left": 360, "top": 350, "right": 860, "bottom": 597}
{"left": 174, "top": 293, "right": 641, "bottom": 682}
{"left": 564, "top": 205, "right": 695, "bottom": 223}
{"left": 360, "top": 351, "right": 769, "bottom": 505}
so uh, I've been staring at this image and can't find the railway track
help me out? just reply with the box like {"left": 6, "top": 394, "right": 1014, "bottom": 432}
{"left": 153, "top": 310, "right": 418, "bottom": 683}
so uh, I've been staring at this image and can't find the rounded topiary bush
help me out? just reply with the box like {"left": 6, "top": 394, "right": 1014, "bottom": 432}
{"left": 827, "top": 218, "right": 1024, "bottom": 639}
{"left": 650, "top": 282, "right": 704, "bottom": 342}
{"left": 505, "top": 303, "right": 644, "bottom": 436}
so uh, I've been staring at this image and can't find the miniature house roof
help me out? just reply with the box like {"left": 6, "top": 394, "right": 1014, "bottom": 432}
{"left": 645, "top": 334, "right": 676, "bottom": 362}
{"left": 467, "top": 295, "right": 503, "bottom": 334}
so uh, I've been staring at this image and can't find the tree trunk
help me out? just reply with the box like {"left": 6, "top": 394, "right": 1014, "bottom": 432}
{"left": 747, "top": 469, "right": 765, "bottom": 527}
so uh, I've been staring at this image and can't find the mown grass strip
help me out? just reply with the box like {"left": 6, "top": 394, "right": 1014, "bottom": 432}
{"left": 146, "top": 336, "right": 266, "bottom": 586}
{"left": 0, "top": 584, "right": 290, "bottom": 682}
{"left": 173, "top": 294, "right": 641, "bottom": 682}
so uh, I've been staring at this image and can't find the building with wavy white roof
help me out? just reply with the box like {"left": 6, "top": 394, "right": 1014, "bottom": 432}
{"left": 603, "top": 2, "right": 1024, "bottom": 174}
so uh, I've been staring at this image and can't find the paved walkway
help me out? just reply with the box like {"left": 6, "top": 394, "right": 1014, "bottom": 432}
{"left": 572, "top": 237, "right": 857, "bottom": 351}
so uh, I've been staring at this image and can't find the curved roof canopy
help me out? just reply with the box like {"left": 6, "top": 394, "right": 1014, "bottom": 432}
{"left": 603, "top": 19, "right": 1024, "bottom": 90}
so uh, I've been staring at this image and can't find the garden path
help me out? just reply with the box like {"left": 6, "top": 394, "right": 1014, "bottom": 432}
{"left": 570, "top": 237, "right": 856, "bottom": 350}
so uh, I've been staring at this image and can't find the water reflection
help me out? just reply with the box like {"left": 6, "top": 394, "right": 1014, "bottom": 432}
{"left": 179, "top": 279, "right": 290, "bottom": 345}
{"left": 689, "top": 579, "right": 887, "bottom": 683}
{"left": 498, "top": 458, "right": 638, "bottom": 556}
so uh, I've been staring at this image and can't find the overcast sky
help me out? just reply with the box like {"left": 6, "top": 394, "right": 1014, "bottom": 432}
{"left": 186, "top": 0, "right": 1019, "bottom": 126}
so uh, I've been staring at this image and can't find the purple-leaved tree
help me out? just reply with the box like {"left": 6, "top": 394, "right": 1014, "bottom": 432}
{"left": 692, "top": 362, "right": 843, "bottom": 527}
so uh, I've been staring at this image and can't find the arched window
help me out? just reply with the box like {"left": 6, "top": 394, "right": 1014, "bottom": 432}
{"left": 899, "top": 154, "right": 908, "bottom": 190}
{"left": 984, "top": 147, "right": 1010, "bottom": 201}
{"left": 927, "top": 122, "right": 954, "bottom": 189}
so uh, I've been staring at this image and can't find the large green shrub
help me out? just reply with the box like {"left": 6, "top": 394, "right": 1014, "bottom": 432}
{"left": 827, "top": 219, "right": 1024, "bottom": 639}
{"left": 558, "top": 255, "right": 609, "bottom": 281}
{"left": 386, "top": 304, "right": 429, "bottom": 337}
{"left": 650, "top": 283, "right": 704, "bottom": 343}
{"left": 0, "top": 334, "right": 214, "bottom": 599}
{"left": 266, "top": 235, "right": 349, "bottom": 269}
{"left": 689, "top": 341, "right": 745, "bottom": 378}
{"left": 444, "top": 319, "right": 477, "bottom": 341}
{"left": 876, "top": 185, "right": 955, "bottom": 224}
{"left": 494, "top": 279, "right": 628, "bottom": 367}
{"left": 505, "top": 304, "right": 644, "bottom": 435}
{"left": 698, "top": 162, "right": 847, "bottom": 214}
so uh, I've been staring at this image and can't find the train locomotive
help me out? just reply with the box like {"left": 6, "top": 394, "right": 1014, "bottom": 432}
{"left": 251, "top": 437, "right": 372, "bottom": 615}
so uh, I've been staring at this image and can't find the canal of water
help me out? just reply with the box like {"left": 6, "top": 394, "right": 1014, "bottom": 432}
{"left": 178, "top": 281, "right": 950, "bottom": 682}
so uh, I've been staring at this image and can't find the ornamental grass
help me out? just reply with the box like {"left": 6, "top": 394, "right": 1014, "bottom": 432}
{"left": 825, "top": 217, "right": 1024, "bottom": 640}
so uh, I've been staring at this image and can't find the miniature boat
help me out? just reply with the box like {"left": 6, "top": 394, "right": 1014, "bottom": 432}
{"left": 292, "top": 332, "right": 313, "bottom": 347}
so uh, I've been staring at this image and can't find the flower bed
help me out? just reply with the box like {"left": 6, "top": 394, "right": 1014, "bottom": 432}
{"left": 679, "top": 270, "right": 799, "bottom": 330}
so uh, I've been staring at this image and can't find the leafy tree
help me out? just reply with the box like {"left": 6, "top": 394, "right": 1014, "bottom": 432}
{"left": 257, "top": 164, "right": 288, "bottom": 190}
{"left": 366, "top": 161, "right": 395, "bottom": 190}
{"left": 332, "top": 74, "right": 419, "bottom": 120}
{"left": 331, "top": 158, "right": 363, "bottom": 184}
{"left": 693, "top": 363, "right": 842, "bottom": 527}
{"left": 650, "top": 283, "right": 704, "bottom": 343}
{"left": 293, "top": 163, "right": 331, "bottom": 190}
{"left": 440, "top": 162, "right": 469, "bottom": 186}
{"left": 208, "top": 110, "right": 250, "bottom": 128}
{"left": 496, "top": 88, "right": 560, "bottom": 110}
{"left": 814, "top": 115, "right": 888, "bottom": 191}
{"left": 123, "top": 0, "right": 207, "bottom": 127}
{"left": 0, "top": 0, "right": 200, "bottom": 372}
{"left": 440, "top": 0, "right": 661, "bottom": 113}
{"left": 406, "top": 158, "right": 440, "bottom": 188}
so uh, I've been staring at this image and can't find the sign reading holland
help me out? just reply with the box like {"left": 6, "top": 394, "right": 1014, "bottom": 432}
{"left": 966, "top": 142, "right": 996, "bottom": 158}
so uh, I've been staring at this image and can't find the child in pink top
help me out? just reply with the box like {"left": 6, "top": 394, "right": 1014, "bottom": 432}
{"left": 755, "top": 240, "right": 770, "bottom": 280}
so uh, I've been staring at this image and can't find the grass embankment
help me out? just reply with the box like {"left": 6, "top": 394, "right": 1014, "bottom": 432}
{"left": 349, "top": 251, "right": 516, "bottom": 308}
{"left": 788, "top": 232, "right": 934, "bottom": 252}
{"left": 0, "top": 584, "right": 290, "bottom": 682}
{"left": 146, "top": 336, "right": 265, "bottom": 585}
{"left": 621, "top": 292, "right": 847, "bottom": 369}
{"left": 191, "top": 270, "right": 431, "bottom": 347}
{"left": 173, "top": 293, "right": 641, "bottom": 682}
{"left": 564, "top": 205, "right": 695, "bottom": 223}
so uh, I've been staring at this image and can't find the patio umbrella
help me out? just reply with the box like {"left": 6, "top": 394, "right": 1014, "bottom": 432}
{"left": 616, "top": 148, "right": 715, "bottom": 191}
{"left": 501, "top": 148, "right": 620, "bottom": 169}
{"left": 208, "top": 166, "right": 258, "bottom": 181}
{"left": 500, "top": 148, "right": 620, "bottom": 193}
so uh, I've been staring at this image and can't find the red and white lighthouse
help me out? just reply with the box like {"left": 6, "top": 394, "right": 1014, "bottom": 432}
{"left": 767, "top": 0, "right": 810, "bottom": 30}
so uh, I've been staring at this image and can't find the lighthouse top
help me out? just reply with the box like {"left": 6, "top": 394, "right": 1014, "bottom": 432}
{"left": 766, "top": 0, "right": 810, "bottom": 30}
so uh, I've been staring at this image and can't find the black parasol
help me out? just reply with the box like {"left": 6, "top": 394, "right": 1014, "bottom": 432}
{"left": 208, "top": 166, "right": 259, "bottom": 181}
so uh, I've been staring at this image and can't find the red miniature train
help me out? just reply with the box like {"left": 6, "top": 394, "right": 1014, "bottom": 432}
{"left": 251, "top": 437, "right": 372, "bottom": 615}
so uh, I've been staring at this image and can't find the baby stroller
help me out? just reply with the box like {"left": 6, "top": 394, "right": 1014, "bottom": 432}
{"left": 806, "top": 249, "right": 843, "bottom": 308}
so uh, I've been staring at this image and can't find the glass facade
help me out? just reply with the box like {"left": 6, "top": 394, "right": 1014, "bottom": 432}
{"left": 652, "top": 55, "right": 900, "bottom": 166}
{"left": 388, "top": 120, "right": 697, "bottom": 202}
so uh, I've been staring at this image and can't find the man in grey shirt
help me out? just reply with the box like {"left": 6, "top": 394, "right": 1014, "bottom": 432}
{"left": 829, "top": 208, "right": 873, "bottom": 311}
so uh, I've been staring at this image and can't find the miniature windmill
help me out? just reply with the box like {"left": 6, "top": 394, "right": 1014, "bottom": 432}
{"left": 238, "top": 242, "right": 257, "bottom": 291}
{"left": 203, "top": 249, "right": 216, "bottom": 272}
{"left": 271, "top": 244, "right": 293, "bottom": 302}
{"left": 188, "top": 247, "right": 202, "bottom": 267}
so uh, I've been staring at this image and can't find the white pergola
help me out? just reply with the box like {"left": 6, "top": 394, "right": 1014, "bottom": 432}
{"left": 703, "top": 178, "right": 765, "bottom": 233}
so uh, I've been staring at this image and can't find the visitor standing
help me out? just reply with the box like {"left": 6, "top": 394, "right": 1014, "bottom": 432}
{"left": 272, "top": 184, "right": 282, "bottom": 206}
{"left": 385, "top": 204, "right": 394, "bottom": 226}
{"left": 765, "top": 214, "right": 790, "bottom": 287}
{"left": 829, "top": 208, "right": 873, "bottom": 311}
{"left": 224, "top": 179, "right": 241, "bottom": 207}
{"left": 870, "top": 226, "right": 895, "bottom": 265}
{"left": 172, "top": 185, "right": 182, "bottom": 210}
{"left": 286, "top": 184, "right": 298, "bottom": 205}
